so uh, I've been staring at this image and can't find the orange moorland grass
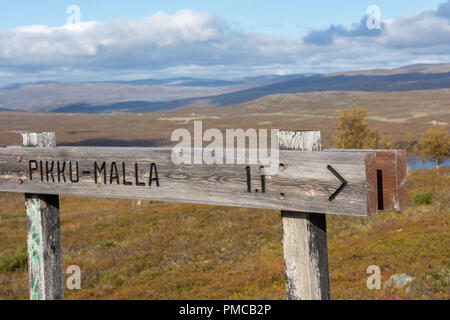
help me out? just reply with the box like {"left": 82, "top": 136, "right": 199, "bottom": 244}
{"left": 0, "top": 167, "right": 448, "bottom": 300}
{"left": 1, "top": 89, "right": 449, "bottom": 149}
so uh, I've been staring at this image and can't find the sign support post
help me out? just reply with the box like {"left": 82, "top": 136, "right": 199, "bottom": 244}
{"left": 22, "top": 132, "right": 64, "bottom": 300}
{"left": 279, "top": 130, "right": 330, "bottom": 300}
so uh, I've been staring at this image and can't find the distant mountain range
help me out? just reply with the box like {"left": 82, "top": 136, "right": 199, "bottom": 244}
{"left": 106, "top": 74, "right": 315, "bottom": 87}
{"left": 1, "top": 63, "right": 449, "bottom": 113}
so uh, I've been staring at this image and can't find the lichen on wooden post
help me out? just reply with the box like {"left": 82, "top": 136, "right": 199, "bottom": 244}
{"left": 22, "top": 132, "right": 64, "bottom": 300}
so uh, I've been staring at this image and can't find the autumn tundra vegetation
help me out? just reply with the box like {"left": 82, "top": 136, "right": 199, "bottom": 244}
{"left": 335, "top": 107, "right": 450, "bottom": 169}
{"left": 0, "top": 106, "right": 448, "bottom": 300}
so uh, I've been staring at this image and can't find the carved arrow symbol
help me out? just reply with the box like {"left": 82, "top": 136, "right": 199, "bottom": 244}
{"left": 327, "top": 165, "right": 348, "bottom": 201}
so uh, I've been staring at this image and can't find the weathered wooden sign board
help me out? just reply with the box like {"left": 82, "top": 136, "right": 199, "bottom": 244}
{"left": 0, "top": 131, "right": 408, "bottom": 301}
{"left": 0, "top": 146, "right": 377, "bottom": 216}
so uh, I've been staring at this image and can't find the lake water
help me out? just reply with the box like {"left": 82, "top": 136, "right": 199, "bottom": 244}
{"left": 407, "top": 157, "right": 450, "bottom": 170}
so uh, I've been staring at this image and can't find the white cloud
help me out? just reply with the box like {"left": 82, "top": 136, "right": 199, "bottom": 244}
{"left": 1, "top": 3, "right": 450, "bottom": 83}
{"left": 380, "top": 11, "right": 450, "bottom": 48}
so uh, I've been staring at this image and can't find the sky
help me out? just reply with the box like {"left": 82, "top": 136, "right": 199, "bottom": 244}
{"left": 0, "top": 0, "right": 450, "bottom": 83}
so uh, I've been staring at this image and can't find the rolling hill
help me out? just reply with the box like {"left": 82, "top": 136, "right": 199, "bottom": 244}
{"left": 1, "top": 63, "right": 450, "bottom": 113}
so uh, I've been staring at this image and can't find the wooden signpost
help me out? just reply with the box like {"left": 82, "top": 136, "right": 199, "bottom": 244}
{"left": 279, "top": 131, "right": 330, "bottom": 300}
{"left": 0, "top": 131, "right": 408, "bottom": 300}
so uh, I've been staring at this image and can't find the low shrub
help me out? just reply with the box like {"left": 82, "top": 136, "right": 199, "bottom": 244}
{"left": 413, "top": 192, "right": 432, "bottom": 205}
{"left": 416, "top": 268, "right": 449, "bottom": 295}
{"left": 93, "top": 239, "right": 116, "bottom": 249}
{"left": 0, "top": 246, "right": 28, "bottom": 272}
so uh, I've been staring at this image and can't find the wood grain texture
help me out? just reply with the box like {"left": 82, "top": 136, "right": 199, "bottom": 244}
{"left": 279, "top": 131, "right": 330, "bottom": 300}
{"left": 22, "top": 133, "right": 63, "bottom": 300}
{"left": 282, "top": 211, "right": 329, "bottom": 300}
{"left": 325, "top": 149, "right": 407, "bottom": 212}
{"left": 0, "top": 146, "right": 377, "bottom": 216}
{"left": 278, "top": 131, "right": 321, "bottom": 151}
{"left": 22, "top": 132, "right": 56, "bottom": 148}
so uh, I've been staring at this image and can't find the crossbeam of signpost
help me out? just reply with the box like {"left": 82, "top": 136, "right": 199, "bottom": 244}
{"left": 0, "top": 145, "right": 377, "bottom": 216}
{"left": 21, "top": 132, "right": 64, "bottom": 300}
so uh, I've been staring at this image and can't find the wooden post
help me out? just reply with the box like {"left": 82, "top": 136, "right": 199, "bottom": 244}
{"left": 279, "top": 130, "right": 330, "bottom": 300}
{"left": 22, "top": 132, "right": 64, "bottom": 300}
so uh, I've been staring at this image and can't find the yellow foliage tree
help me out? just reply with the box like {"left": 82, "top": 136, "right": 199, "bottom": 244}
{"left": 333, "top": 107, "right": 390, "bottom": 149}
{"left": 395, "top": 132, "right": 420, "bottom": 156}
{"left": 418, "top": 126, "right": 450, "bottom": 169}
